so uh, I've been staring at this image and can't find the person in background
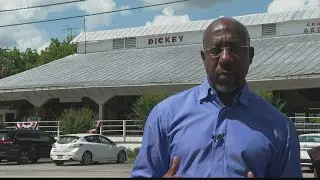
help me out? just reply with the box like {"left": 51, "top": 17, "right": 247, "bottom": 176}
{"left": 131, "top": 17, "right": 302, "bottom": 178}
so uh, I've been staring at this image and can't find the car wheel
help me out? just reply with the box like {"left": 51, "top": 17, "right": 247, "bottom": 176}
{"left": 29, "top": 146, "right": 39, "bottom": 163}
{"left": 54, "top": 161, "right": 65, "bottom": 166}
{"left": 17, "top": 150, "right": 29, "bottom": 165}
{"left": 116, "top": 150, "right": 126, "bottom": 164}
{"left": 81, "top": 151, "right": 92, "bottom": 165}
{"left": 30, "top": 157, "right": 40, "bottom": 163}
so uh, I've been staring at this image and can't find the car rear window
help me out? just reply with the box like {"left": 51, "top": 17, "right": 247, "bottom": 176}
{"left": 0, "top": 131, "right": 9, "bottom": 140}
{"left": 299, "top": 136, "right": 308, "bottom": 142}
{"left": 57, "top": 136, "right": 79, "bottom": 144}
{"left": 299, "top": 135, "right": 320, "bottom": 143}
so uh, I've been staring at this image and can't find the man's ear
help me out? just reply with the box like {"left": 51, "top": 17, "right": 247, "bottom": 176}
{"left": 249, "top": 47, "right": 254, "bottom": 64}
{"left": 201, "top": 50, "right": 205, "bottom": 61}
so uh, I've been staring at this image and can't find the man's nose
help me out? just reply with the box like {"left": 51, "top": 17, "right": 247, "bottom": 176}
{"left": 219, "top": 48, "right": 233, "bottom": 67}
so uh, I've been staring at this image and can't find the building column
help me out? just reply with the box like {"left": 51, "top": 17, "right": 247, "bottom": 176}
{"left": 305, "top": 108, "right": 310, "bottom": 123}
{"left": 98, "top": 103, "right": 104, "bottom": 120}
{"left": 89, "top": 95, "right": 113, "bottom": 120}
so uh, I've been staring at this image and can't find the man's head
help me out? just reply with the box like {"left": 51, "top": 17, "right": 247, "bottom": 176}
{"left": 201, "top": 17, "right": 254, "bottom": 93}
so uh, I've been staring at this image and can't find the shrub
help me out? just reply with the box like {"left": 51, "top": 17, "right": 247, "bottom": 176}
{"left": 129, "top": 92, "right": 172, "bottom": 130}
{"left": 58, "top": 107, "right": 97, "bottom": 135}
{"left": 127, "top": 147, "right": 140, "bottom": 161}
{"left": 311, "top": 118, "right": 320, "bottom": 123}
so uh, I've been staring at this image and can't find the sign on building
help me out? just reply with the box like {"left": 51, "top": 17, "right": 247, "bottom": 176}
{"left": 148, "top": 36, "right": 184, "bottom": 45}
{"left": 304, "top": 21, "right": 320, "bottom": 34}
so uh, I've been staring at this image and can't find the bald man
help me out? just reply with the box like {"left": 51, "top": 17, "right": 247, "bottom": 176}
{"left": 131, "top": 17, "right": 302, "bottom": 178}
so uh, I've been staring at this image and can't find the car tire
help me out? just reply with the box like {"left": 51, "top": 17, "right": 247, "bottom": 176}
{"left": 30, "top": 157, "right": 40, "bottom": 163}
{"left": 17, "top": 150, "right": 29, "bottom": 165}
{"left": 54, "top": 160, "right": 65, "bottom": 166}
{"left": 116, "top": 150, "right": 126, "bottom": 164}
{"left": 29, "top": 146, "right": 39, "bottom": 164}
{"left": 80, "top": 151, "right": 92, "bottom": 165}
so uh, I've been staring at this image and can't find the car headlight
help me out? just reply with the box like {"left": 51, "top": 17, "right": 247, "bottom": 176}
{"left": 69, "top": 144, "right": 83, "bottom": 148}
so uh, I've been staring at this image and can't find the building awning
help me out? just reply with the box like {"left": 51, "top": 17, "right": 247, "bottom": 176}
{"left": 0, "top": 33, "right": 320, "bottom": 97}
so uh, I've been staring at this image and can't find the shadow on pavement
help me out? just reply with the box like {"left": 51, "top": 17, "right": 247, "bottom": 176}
{"left": 0, "top": 159, "right": 52, "bottom": 166}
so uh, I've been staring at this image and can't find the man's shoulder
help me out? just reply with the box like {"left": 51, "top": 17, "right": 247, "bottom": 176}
{"left": 156, "top": 85, "right": 199, "bottom": 113}
{"left": 250, "top": 92, "right": 292, "bottom": 129}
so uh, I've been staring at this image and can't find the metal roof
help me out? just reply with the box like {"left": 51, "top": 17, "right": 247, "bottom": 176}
{"left": 1, "top": 33, "right": 320, "bottom": 90}
{"left": 72, "top": 7, "right": 320, "bottom": 43}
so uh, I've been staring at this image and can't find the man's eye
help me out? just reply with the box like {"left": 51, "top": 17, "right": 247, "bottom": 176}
{"left": 210, "top": 48, "right": 221, "bottom": 55}
{"left": 228, "top": 44, "right": 237, "bottom": 52}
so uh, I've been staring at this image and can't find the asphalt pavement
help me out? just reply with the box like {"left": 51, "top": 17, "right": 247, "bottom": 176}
{"left": 0, "top": 159, "right": 132, "bottom": 178}
{"left": 0, "top": 159, "right": 314, "bottom": 178}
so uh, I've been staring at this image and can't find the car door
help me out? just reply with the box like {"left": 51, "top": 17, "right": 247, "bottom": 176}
{"left": 84, "top": 135, "right": 104, "bottom": 161}
{"left": 98, "top": 136, "right": 117, "bottom": 160}
{"left": 39, "top": 132, "right": 55, "bottom": 158}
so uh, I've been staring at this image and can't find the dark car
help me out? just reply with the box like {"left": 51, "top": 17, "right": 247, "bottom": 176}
{"left": 0, "top": 129, "right": 56, "bottom": 164}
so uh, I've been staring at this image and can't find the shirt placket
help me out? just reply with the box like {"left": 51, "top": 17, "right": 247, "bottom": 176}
{"left": 211, "top": 103, "right": 229, "bottom": 177}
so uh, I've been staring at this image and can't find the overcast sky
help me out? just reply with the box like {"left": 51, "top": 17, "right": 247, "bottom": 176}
{"left": 0, "top": 0, "right": 319, "bottom": 51}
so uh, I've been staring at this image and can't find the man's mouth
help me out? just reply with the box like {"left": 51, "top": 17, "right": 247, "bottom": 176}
{"left": 218, "top": 71, "right": 232, "bottom": 76}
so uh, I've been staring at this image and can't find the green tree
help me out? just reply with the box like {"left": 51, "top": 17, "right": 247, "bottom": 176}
{"left": 58, "top": 107, "right": 97, "bottom": 135}
{"left": 1, "top": 36, "right": 76, "bottom": 77}
{"left": 129, "top": 92, "right": 172, "bottom": 129}
{"left": 38, "top": 36, "right": 76, "bottom": 66}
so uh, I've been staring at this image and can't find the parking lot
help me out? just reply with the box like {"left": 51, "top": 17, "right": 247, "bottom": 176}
{"left": 0, "top": 159, "right": 314, "bottom": 178}
{"left": 0, "top": 159, "right": 132, "bottom": 178}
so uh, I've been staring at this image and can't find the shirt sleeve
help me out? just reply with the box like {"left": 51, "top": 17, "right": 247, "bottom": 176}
{"left": 278, "top": 120, "right": 303, "bottom": 177}
{"left": 131, "top": 105, "right": 170, "bottom": 178}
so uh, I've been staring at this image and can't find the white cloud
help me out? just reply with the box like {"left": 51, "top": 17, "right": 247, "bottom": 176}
{"left": 0, "top": 0, "right": 124, "bottom": 50}
{"left": 141, "top": 0, "right": 230, "bottom": 11}
{"left": 76, "top": 0, "right": 116, "bottom": 30}
{"left": 37, "top": 41, "right": 51, "bottom": 53}
{"left": 145, "top": 7, "right": 191, "bottom": 26}
{"left": 119, "top": 5, "right": 132, "bottom": 16}
{"left": 267, "top": 0, "right": 320, "bottom": 13}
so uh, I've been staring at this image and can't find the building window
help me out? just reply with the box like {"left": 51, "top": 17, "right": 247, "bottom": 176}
{"left": 113, "top": 37, "right": 137, "bottom": 50}
{"left": 262, "top": 23, "right": 277, "bottom": 37}
{"left": 113, "top": 38, "right": 125, "bottom": 49}
{"left": 125, "top": 37, "right": 136, "bottom": 49}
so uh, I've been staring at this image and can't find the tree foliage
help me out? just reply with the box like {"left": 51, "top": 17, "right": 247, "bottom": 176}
{"left": 58, "top": 107, "right": 96, "bottom": 135}
{"left": 129, "top": 92, "right": 172, "bottom": 129}
{"left": 0, "top": 35, "right": 76, "bottom": 77}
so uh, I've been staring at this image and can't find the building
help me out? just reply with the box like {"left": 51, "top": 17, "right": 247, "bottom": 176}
{"left": 0, "top": 8, "right": 320, "bottom": 134}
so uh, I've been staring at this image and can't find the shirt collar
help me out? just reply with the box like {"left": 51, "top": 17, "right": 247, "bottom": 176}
{"left": 198, "top": 78, "right": 251, "bottom": 107}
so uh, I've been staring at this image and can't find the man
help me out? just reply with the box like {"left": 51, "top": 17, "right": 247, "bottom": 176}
{"left": 131, "top": 17, "right": 302, "bottom": 178}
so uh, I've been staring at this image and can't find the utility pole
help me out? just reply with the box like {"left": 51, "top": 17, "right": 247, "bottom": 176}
{"left": 62, "top": 27, "right": 80, "bottom": 39}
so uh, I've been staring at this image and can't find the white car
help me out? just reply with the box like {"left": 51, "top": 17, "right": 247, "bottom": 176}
{"left": 299, "top": 133, "right": 320, "bottom": 168}
{"left": 50, "top": 133, "right": 127, "bottom": 166}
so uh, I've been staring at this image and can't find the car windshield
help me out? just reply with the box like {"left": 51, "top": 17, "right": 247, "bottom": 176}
{"left": 57, "top": 136, "right": 79, "bottom": 144}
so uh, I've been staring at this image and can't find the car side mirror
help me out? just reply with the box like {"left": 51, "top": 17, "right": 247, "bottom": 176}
{"left": 111, "top": 142, "right": 115, "bottom": 146}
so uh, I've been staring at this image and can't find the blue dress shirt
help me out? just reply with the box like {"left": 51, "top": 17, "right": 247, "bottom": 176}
{"left": 131, "top": 78, "right": 302, "bottom": 178}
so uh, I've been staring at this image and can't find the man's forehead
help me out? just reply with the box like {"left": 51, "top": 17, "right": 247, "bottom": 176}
{"left": 203, "top": 19, "right": 249, "bottom": 44}
{"left": 204, "top": 30, "right": 247, "bottom": 45}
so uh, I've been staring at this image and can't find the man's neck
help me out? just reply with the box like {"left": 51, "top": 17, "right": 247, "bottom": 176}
{"left": 216, "top": 84, "right": 245, "bottom": 106}
{"left": 217, "top": 90, "right": 240, "bottom": 106}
